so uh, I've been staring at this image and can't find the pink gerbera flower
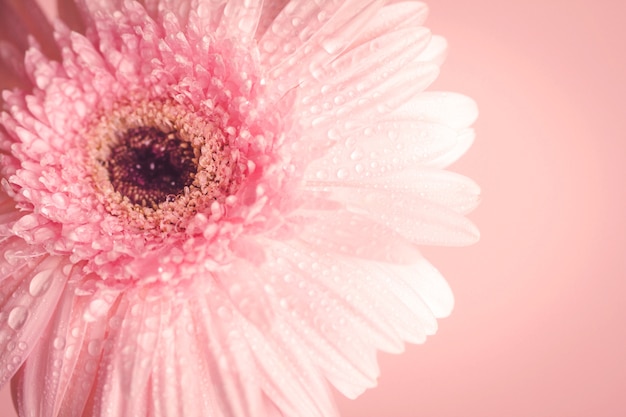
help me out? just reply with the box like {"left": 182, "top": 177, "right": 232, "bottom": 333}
{"left": 0, "top": 0, "right": 479, "bottom": 416}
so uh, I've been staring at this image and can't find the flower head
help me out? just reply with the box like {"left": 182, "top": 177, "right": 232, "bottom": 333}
{"left": 0, "top": 0, "right": 479, "bottom": 416}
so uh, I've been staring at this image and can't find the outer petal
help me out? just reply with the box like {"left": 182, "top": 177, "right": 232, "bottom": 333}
{"left": 349, "top": 1, "right": 429, "bottom": 48}
{"left": 294, "top": 26, "right": 441, "bottom": 142}
{"left": 394, "top": 91, "right": 479, "bottom": 129}
{"left": 90, "top": 292, "right": 164, "bottom": 417}
{"left": 0, "top": 254, "right": 67, "bottom": 388}
{"left": 260, "top": 0, "right": 387, "bottom": 90}
{"left": 0, "top": 0, "right": 58, "bottom": 58}
{"left": 261, "top": 239, "right": 452, "bottom": 398}
{"left": 14, "top": 281, "right": 111, "bottom": 417}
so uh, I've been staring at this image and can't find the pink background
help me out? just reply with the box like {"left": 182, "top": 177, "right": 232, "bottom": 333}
{"left": 2, "top": 0, "right": 625, "bottom": 416}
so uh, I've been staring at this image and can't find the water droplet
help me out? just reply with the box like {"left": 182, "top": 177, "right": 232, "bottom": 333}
{"left": 29, "top": 269, "right": 53, "bottom": 297}
{"left": 8, "top": 306, "right": 28, "bottom": 330}
{"left": 350, "top": 149, "right": 363, "bottom": 161}
{"left": 17, "top": 341, "right": 27, "bottom": 351}
{"left": 53, "top": 336, "right": 66, "bottom": 350}
{"left": 315, "top": 170, "right": 329, "bottom": 180}
{"left": 87, "top": 340, "right": 101, "bottom": 356}
{"left": 71, "top": 327, "right": 81, "bottom": 338}
{"left": 0, "top": 330, "right": 10, "bottom": 346}
{"left": 333, "top": 95, "right": 346, "bottom": 106}
{"left": 336, "top": 168, "right": 349, "bottom": 179}
{"left": 83, "top": 299, "right": 109, "bottom": 322}
{"left": 217, "top": 306, "right": 232, "bottom": 321}
{"left": 64, "top": 344, "right": 76, "bottom": 359}
{"left": 262, "top": 39, "right": 277, "bottom": 53}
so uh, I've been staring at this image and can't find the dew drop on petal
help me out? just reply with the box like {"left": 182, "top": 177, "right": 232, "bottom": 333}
{"left": 87, "top": 339, "right": 101, "bottom": 356}
{"left": 29, "top": 269, "right": 53, "bottom": 297}
{"left": 350, "top": 149, "right": 363, "bottom": 161}
{"left": 53, "top": 336, "right": 66, "bottom": 350}
{"left": 0, "top": 330, "right": 10, "bottom": 346}
{"left": 85, "top": 359, "right": 98, "bottom": 373}
{"left": 7, "top": 306, "right": 28, "bottom": 330}
{"left": 64, "top": 345, "right": 76, "bottom": 360}
{"left": 217, "top": 305, "right": 233, "bottom": 321}
{"left": 83, "top": 299, "right": 109, "bottom": 322}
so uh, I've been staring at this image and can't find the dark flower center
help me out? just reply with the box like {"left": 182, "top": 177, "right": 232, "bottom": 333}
{"left": 106, "top": 127, "right": 197, "bottom": 207}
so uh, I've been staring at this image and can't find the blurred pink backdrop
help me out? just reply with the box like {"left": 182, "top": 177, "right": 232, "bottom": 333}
{"left": 2, "top": 0, "right": 625, "bottom": 416}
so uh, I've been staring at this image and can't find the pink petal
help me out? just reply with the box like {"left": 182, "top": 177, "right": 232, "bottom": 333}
{"left": 320, "top": 186, "right": 479, "bottom": 246}
{"left": 57, "top": 0, "right": 86, "bottom": 33}
{"left": 417, "top": 34, "right": 448, "bottom": 66}
{"left": 336, "top": 169, "right": 482, "bottom": 215}
{"left": 314, "top": 26, "right": 432, "bottom": 87}
{"left": 303, "top": 121, "right": 473, "bottom": 184}
{"left": 347, "top": 1, "right": 429, "bottom": 50}
{"left": 293, "top": 207, "right": 423, "bottom": 264}
{"left": 261, "top": 0, "right": 386, "bottom": 88}
{"left": 242, "top": 317, "right": 338, "bottom": 417}
{"left": 0, "top": 41, "right": 28, "bottom": 92}
{"left": 188, "top": 294, "right": 265, "bottom": 417}
{"left": 263, "top": 240, "right": 448, "bottom": 398}
{"left": 217, "top": 0, "right": 265, "bottom": 44}
{"left": 142, "top": 0, "right": 193, "bottom": 25}
{"left": 90, "top": 293, "right": 164, "bottom": 417}
{"left": 394, "top": 91, "right": 479, "bottom": 129}
{"left": 0, "top": 255, "right": 66, "bottom": 388}
{"left": 15, "top": 283, "right": 110, "bottom": 417}
{"left": 255, "top": 0, "right": 289, "bottom": 38}
{"left": 292, "top": 24, "right": 433, "bottom": 134}
{"left": 0, "top": 0, "right": 58, "bottom": 58}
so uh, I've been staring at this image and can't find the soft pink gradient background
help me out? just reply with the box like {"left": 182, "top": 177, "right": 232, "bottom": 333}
{"left": 2, "top": 0, "right": 625, "bottom": 416}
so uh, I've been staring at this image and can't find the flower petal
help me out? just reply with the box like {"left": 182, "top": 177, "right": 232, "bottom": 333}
{"left": 261, "top": 0, "right": 386, "bottom": 89}
{"left": 0, "top": 255, "right": 67, "bottom": 388}
{"left": 306, "top": 169, "right": 480, "bottom": 214}
{"left": 14, "top": 281, "right": 110, "bottom": 417}
{"left": 262, "top": 240, "right": 450, "bottom": 398}
{"left": 417, "top": 34, "right": 448, "bottom": 66}
{"left": 0, "top": 41, "right": 28, "bottom": 92}
{"left": 348, "top": 1, "right": 429, "bottom": 50}
{"left": 0, "top": 0, "right": 58, "bottom": 58}
{"left": 187, "top": 293, "right": 265, "bottom": 417}
{"left": 303, "top": 120, "right": 475, "bottom": 189}
{"left": 292, "top": 206, "right": 422, "bottom": 264}
{"left": 217, "top": 0, "right": 265, "bottom": 44}
{"left": 324, "top": 187, "right": 479, "bottom": 246}
{"left": 242, "top": 316, "right": 338, "bottom": 417}
{"left": 90, "top": 292, "right": 164, "bottom": 417}
{"left": 394, "top": 91, "right": 479, "bottom": 129}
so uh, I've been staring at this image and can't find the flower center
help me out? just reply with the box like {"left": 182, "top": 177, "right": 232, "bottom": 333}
{"left": 88, "top": 100, "right": 248, "bottom": 233}
{"left": 107, "top": 127, "right": 197, "bottom": 208}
